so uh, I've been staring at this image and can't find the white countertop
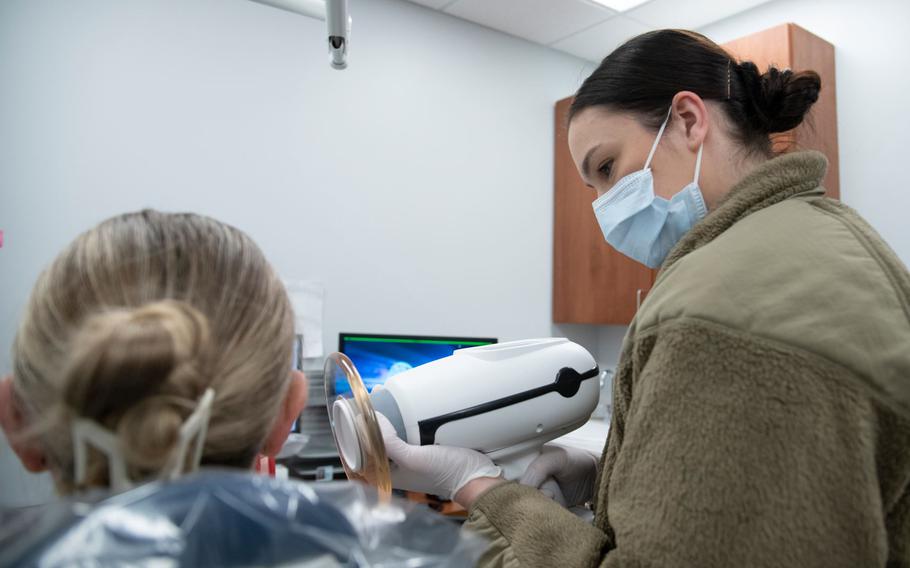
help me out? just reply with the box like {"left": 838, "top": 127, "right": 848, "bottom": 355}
{"left": 551, "top": 417, "right": 610, "bottom": 455}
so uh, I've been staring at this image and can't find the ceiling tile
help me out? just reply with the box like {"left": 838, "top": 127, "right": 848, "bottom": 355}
{"left": 403, "top": 0, "right": 776, "bottom": 63}
{"left": 444, "top": 0, "right": 616, "bottom": 45}
{"left": 405, "top": 0, "right": 455, "bottom": 9}
{"left": 626, "top": 0, "right": 772, "bottom": 30}
{"left": 550, "top": 14, "right": 652, "bottom": 61}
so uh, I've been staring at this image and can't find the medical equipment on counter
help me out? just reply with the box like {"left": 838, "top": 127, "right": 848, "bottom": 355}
{"left": 281, "top": 334, "right": 345, "bottom": 479}
{"left": 324, "top": 338, "right": 600, "bottom": 498}
{"left": 590, "top": 367, "right": 615, "bottom": 420}
{"left": 249, "top": 0, "right": 351, "bottom": 69}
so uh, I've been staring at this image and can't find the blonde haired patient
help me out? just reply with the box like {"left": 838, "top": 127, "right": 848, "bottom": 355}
{"left": 0, "top": 210, "right": 309, "bottom": 492}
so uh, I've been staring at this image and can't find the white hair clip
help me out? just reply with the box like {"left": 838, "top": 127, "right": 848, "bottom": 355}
{"left": 72, "top": 388, "right": 215, "bottom": 492}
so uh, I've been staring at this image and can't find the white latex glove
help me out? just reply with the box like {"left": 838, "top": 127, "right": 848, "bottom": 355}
{"left": 377, "top": 413, "right": 502, "bottom": 500}
{"left": 519, "top": 444, "right": 599, "bottom": 508}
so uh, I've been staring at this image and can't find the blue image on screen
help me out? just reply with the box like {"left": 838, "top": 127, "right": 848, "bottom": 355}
{"left": 337, "top": 338, "right": 490, "bottom": 396}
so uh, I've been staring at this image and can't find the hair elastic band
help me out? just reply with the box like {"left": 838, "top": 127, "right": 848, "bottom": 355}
{"left": 72, "top": 388, "right": 215, "bottom": 492}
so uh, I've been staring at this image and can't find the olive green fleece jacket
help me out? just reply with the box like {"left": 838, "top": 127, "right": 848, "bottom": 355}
{"left": 464, "top": 151, "right": 910, "bottom": 567}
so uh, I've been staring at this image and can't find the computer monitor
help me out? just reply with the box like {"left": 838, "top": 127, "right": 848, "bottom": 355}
{"left": 336, "top": 333, "right": 497, "bottom": 396}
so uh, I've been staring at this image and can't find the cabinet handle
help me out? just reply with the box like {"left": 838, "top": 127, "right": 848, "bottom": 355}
{"left": 636, "top": 289, "right": 642, "bottom": 311}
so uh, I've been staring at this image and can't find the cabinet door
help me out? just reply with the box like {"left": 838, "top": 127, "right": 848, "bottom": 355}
{"left": 553, "top": 97, "right": 655, "bottom": 324}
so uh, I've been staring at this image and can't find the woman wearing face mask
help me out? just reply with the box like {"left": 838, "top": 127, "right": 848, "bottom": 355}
{"left": 380, "top": 30, "right": 910, "bottom": 566}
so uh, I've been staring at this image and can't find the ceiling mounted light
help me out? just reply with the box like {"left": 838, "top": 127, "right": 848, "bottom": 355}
{"left": 589, "top": 0, "right": 651, "bottom": 12}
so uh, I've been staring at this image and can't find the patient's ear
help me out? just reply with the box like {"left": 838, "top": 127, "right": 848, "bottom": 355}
{"left": 260, "top": 370, "right": 309, "bottom": 457}
{"left": 0, "top": 376, "right": 48, "bottom": 472}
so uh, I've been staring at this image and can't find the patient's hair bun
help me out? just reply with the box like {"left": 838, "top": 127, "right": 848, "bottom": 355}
{"left": 61, "top": 300, "right": 212, "bottom": 482}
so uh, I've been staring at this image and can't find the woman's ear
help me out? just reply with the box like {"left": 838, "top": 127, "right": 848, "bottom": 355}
{"left": 0, "top": 376, "right": 48, "bottom": 472}
{"left": 260, "top": 370, "right": 309, "bottom": 458}
{"left": 671, "top": 90, "right": 709, "bottom": 152}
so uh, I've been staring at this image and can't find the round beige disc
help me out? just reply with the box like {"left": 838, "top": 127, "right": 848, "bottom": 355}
{"left": 323, "top": 352, "right": 392, "bottom": 500}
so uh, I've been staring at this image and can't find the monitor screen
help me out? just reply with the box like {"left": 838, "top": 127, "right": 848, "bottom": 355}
{"left": 337, "top": 333, "right": 497, "bottom": 396}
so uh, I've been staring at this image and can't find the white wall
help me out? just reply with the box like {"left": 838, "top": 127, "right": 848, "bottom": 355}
{"left": 0, "top": 0, "right": 594, "bottom": 505}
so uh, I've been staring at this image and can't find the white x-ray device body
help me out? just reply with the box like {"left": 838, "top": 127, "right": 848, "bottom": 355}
{"left": 324, "top": 338, "right": 600, "bottom": 496}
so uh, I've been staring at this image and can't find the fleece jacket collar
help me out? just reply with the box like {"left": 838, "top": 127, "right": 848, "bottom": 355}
{"left": 662, "top": 150, "right": 829, "bottom": 272}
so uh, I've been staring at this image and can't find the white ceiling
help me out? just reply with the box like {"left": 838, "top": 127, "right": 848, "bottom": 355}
{"left": 405, "top": 0, "right": 773, "bottom": 61}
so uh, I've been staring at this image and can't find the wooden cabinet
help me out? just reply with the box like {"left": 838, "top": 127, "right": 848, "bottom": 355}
{"left": 552, "top": 23, "right": 839, "bottom": 324}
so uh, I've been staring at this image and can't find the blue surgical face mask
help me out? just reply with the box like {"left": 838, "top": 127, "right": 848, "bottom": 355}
{"left": 591, "top": 108, "right": 708, "bottom": 269}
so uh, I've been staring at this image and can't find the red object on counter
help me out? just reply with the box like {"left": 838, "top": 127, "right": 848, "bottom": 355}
{"left": 255, "top": 454, "right": 276, "bottom": 477}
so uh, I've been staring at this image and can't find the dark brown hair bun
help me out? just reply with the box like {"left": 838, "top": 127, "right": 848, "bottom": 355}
{"left": 736, "top": 61, "right": 821, "bottom": 134}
